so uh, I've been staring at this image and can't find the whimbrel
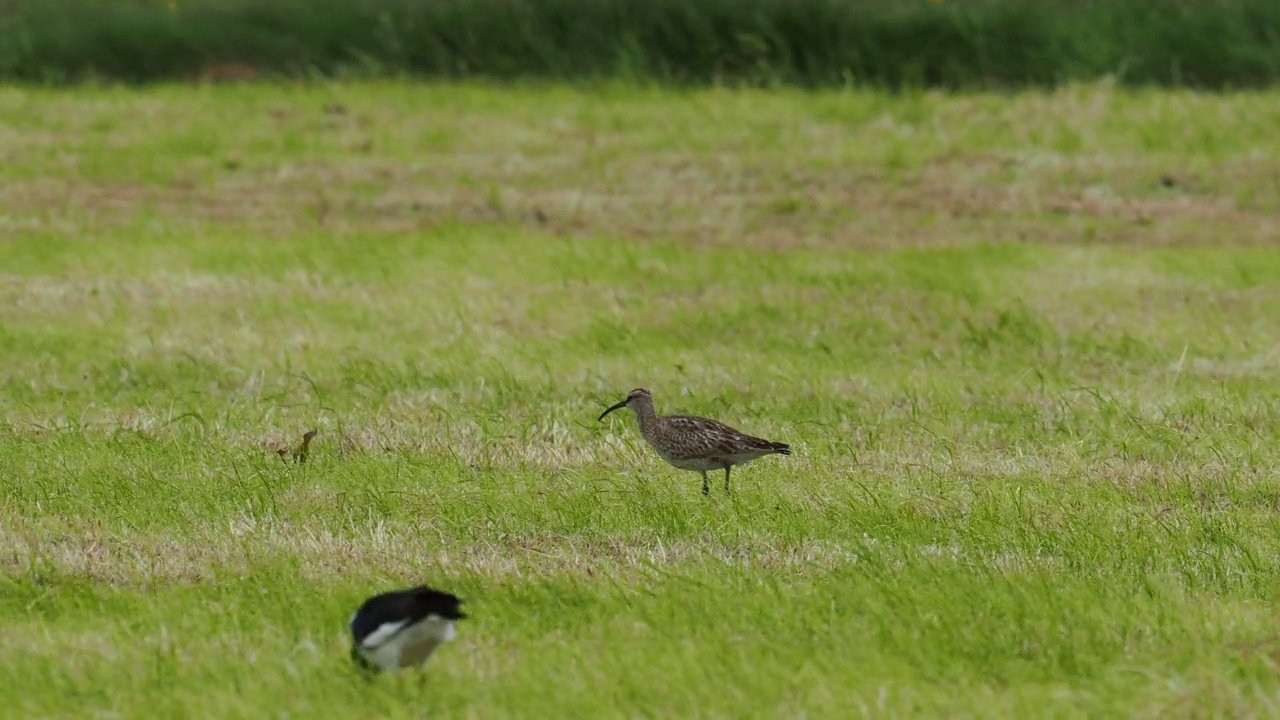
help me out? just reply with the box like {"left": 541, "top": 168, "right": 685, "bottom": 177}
{"left": 598, "top": 388, "right": 791, "bottom": 495}
{"left": 349, "top": 586, "right": 466, "bottom": 674}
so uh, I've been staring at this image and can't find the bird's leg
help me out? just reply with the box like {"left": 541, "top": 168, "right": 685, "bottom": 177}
{"left": 701, "top": 471, "right": 709, "bottom": 496}
{"left": 724, "top": 466, "right": 731, "bottom": 495}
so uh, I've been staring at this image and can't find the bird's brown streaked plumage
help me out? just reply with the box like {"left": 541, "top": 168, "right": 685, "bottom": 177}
{"left": 598, "top": 388, "right": 791, "bottom": 495}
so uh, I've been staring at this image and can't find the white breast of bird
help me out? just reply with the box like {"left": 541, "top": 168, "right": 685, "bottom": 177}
{"left": 359, "top": 614, "right": 458, "bottom": 671}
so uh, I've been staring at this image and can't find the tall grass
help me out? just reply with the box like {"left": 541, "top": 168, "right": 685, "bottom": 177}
{"left": 2, "top": 0, "right": 1279, "bottom": 88}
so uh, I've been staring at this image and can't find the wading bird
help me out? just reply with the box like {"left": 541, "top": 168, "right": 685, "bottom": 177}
{"left": 598, "top": 388, "right": 791, "bottom": 495}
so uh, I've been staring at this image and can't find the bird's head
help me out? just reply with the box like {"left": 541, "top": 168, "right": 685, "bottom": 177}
{"left": 598, "top": 388, "right": 651, "bottom": 421}
{"left": 415, "top": 586, "right": 466, "bottom": 621}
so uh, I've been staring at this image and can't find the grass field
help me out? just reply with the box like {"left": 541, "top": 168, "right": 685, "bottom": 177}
{"left": 3, "top": 81, "right": 1280, "bottom": 718}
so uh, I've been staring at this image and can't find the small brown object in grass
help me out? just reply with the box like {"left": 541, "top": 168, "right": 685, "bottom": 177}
{"left": 277, "top": 429, "right": 318, "bottom": 463}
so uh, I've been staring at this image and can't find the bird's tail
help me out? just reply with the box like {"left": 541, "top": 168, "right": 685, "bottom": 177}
{"left": 770, "top": 442, "right": 791, "bottom": 456}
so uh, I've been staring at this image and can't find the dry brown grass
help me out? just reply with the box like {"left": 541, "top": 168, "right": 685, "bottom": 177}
{"left": 0, "top": 514, "right": 873, "bottom": 586}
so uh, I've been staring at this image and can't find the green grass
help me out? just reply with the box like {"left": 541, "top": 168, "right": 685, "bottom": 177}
{"left": 3, "top": 81, "right": 1280, "bottom": 717}
{"left": 4, "top": 0, "right": 1280, "bottom": 88}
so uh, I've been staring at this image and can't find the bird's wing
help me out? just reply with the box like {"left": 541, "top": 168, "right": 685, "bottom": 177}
{"left": 662, "top": 415, "right": 779, "bottom": 457}
{"left": 351, "top": 589, "right": 428, "bottom": 646}
{"left": 359, "top": 620, "right": 409, "bottom": 649}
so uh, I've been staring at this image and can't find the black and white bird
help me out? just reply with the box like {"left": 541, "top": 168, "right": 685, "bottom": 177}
{"left": 348, "top": 585, "right": 466, "bottom": 674}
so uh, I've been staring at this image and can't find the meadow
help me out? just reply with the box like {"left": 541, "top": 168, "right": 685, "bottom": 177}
{"left": 3, "top": 81, "right": 1280, "bottom": 717}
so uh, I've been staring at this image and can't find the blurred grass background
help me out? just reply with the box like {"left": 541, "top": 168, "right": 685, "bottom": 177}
{"left": 2, "top": 0, "right": 1279, "bottom": 88}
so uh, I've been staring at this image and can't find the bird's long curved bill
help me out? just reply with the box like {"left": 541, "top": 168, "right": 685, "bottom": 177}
{"left": 598, "top": 400, "right": 627, "bottom": 422}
